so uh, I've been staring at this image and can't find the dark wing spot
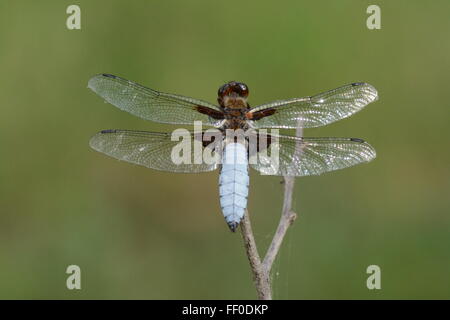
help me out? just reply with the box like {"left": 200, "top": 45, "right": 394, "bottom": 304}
{"left": 351, "top": 82, "right": 365, "bottom": 86}
{"left": 100, "top": 129, "right": 117, "bottom": 134}
{"left": 194, "top": 105, "right": 225, "bottom": 120}
{"left": 101, "top": 73, "right": 117, "bottom": 79}
{"left": 350, "top": 138, "right": 365, "bottom": 143}
{"left": 246, "top": 108, "right": 277, "bottom": 121}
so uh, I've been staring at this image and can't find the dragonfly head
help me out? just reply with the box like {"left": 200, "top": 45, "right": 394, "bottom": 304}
{"left": 218, "top": 81, "right": 249, "bottom": 101}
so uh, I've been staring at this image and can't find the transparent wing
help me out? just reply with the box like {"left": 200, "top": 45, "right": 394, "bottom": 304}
{"left": 88, "top": 74, "right": 224, "bottom": 127}
{"left": 247, "top": 83, "right": 378, "bottom": 129}
{"left": 89, "top": 129, "right": 220, "bottom": 173}
{"left": 251, "top": 134, "right": 376, "bottom": 176}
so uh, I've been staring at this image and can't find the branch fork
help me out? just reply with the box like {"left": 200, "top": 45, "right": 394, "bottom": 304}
{"left": 240, "top": 176, "right": 297, "bottom": 300}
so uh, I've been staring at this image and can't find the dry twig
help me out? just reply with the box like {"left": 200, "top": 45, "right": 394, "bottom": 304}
{"left": 240, "top": 177, "right": 297, "bottom": 300}
{"left": 240, "top": 126, "right": 302, "bottom": 299}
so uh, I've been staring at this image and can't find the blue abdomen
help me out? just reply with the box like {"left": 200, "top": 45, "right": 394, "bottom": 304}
{"left": 219, "top": 142, "right": 249, "bottom": 231}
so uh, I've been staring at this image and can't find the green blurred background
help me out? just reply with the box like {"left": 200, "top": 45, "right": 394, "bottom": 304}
{"left": 0, "top": 0, "right": 449, "bottom": 299}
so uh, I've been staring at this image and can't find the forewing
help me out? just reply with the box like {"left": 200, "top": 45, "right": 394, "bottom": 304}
{"left": 248, "top": 83, "right": 378, "bottom": 129}
{"left": 89, "top": 129, "right": 220, "bottom": 173}
{"left": 88, "top": 74, "right": 224, "bottom": 127}
{"left": 251, "top": 134, "right": 376, "bottom": 176}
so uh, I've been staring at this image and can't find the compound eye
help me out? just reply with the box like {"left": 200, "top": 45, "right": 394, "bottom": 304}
{"left": 238, "top": 83, "right": 248, "bottom": 96}
{"left": 218, "top": 84, "right": 228, "bottom": 97}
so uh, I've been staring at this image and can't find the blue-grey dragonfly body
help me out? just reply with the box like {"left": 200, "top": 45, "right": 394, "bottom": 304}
{"left": 88, "top": 74, "right": 378, "bottom": 231}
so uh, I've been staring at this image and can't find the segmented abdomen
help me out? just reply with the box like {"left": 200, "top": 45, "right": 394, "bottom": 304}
{"left": 219, "top": 142, "right": 249, "bottom": 231}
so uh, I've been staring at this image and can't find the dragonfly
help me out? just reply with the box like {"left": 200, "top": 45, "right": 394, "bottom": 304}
{"left": 88, "top": 74, "right": 378, "bottom": 232}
